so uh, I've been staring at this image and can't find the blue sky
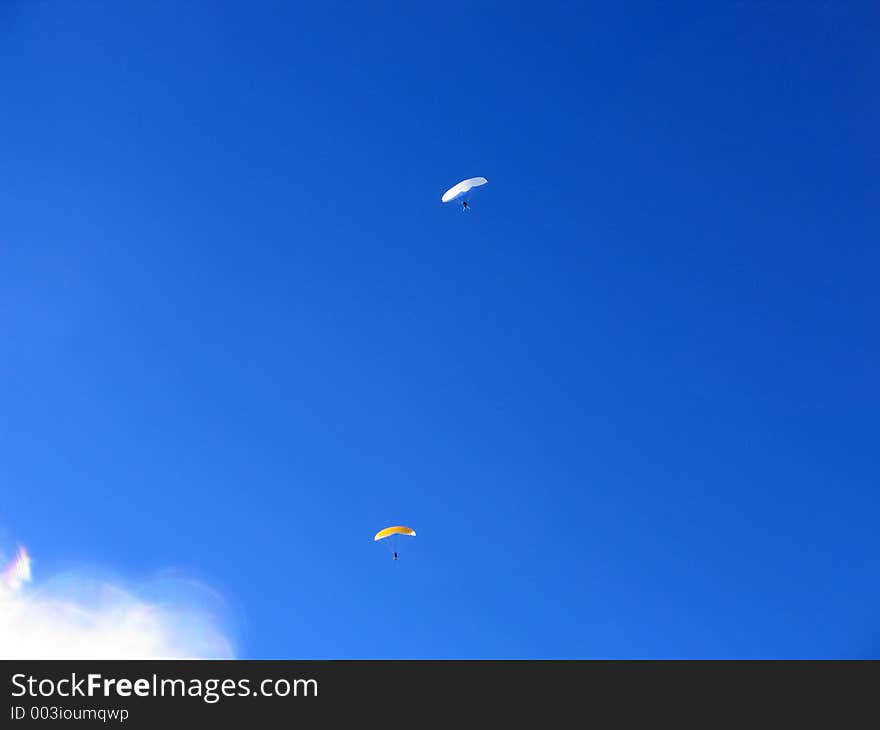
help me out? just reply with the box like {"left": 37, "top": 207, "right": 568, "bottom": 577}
{"left": 1, "top": 2, "right": 878, "bottom": 658}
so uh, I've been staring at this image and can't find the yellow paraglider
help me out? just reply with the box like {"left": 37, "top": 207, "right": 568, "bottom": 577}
{"left": 374, "top": 525, "right": 416, "bottom": 560}
{"left": 374, "top": 526, "right": 416, "bottom": 541}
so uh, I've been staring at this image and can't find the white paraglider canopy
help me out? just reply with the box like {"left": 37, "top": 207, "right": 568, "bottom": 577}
{"left": 441, "top": 176, "right": 488, "bottom": 203}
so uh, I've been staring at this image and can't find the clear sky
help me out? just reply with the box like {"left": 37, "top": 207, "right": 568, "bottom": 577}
{"left": 1, "top": 2, "right": 878, "bottom": 658}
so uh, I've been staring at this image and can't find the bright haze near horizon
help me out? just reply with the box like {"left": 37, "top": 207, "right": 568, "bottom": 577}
{"left": 1, "top": 2, "right": 878, "bottom": 658}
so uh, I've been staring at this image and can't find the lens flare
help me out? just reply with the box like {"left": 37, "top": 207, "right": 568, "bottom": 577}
{"left": 1, "top": 546, "right": 31, "bottom": 592}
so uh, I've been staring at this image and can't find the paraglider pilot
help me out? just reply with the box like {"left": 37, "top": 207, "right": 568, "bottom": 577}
{"left": 393, "top": 552, "right": 398, "bottom": 560}
{"left": 462, "top": 200, "right": 469, "bottom": 210}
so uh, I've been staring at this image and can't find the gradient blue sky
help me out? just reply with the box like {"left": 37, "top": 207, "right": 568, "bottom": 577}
{"left": 1, "top": 2, "right": 878, "bottom": 658}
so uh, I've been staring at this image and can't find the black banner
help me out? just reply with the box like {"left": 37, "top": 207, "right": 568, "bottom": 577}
{"left": 3, "top": 660, "right": 878, "bottom": 726}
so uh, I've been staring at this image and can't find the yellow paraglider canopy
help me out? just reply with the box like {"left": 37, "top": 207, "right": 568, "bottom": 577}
{"left": 374, "top": 526, "right": 416, "bottom": 541}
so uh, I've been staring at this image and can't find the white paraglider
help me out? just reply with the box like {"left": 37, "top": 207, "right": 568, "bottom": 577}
{"left": 441, "top": 177, "right": 488, "bottom": 210}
